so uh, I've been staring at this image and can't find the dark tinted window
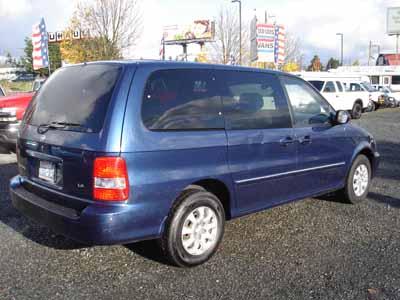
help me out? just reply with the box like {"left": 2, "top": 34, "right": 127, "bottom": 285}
{"left": 349, "top": 83, "right": 362, "bottom": 91}
{"left": 26, "top": 64, "right": 121, "bottom": 133}
{"left": 371, "top": 76, "right": 379, "bottom": 85}
{"left": 0, "top": 87, "right": 4, "bottom": 97}
{"left": 308, "top": 80, "right": 324, "bottom": 91}
{"left": 392, "top": 76, "right": 400, "bottom": 85}
{"left": 336, "top": 81, "right": 343, "bottom": 92}
{"left": 218, "top": 71, "right": 291, "bottom": 130}
{"left": 323, "top": 81, "right": 336, "bottom": 93}
{"left": 282, "top": 76, "right": 333, "bottom": 127}
{"left": 142, "top": 69, "right": 223, "bottom": 130}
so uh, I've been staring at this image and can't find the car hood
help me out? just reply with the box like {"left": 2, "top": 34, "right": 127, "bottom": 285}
{"left": 0, "top": 92, "right": 34, "bottom": 108}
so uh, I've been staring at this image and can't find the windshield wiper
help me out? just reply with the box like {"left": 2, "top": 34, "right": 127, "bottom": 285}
{"left": 37, "top": 122, "right": 89, "bottom": 134}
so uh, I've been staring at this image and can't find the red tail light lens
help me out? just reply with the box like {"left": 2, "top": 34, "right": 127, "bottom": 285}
{"left": 93, "top": 157, "right": 129, "bottom": 201}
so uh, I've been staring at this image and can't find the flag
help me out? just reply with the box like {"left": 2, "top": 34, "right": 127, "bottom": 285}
{"left": 274, "top": 25, "right": 285, "bottom": 65}
{"left": 32, "top": 18, "right": 49, "bottom": 70}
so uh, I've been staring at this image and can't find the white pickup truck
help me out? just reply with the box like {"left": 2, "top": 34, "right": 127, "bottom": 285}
{"left": 345, "top": 81, "right": 384, "bottom": 111}
{"left": 306, "top": 79, "right": 370, "bottom": 119}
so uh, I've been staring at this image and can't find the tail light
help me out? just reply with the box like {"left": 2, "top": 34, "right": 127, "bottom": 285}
{"left": 93, "top": 157, "right": 129, "bottom": 201}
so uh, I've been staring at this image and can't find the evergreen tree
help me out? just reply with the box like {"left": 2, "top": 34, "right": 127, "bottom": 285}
{"left": 325, "top": 57, "right": 340, "bottom": 70}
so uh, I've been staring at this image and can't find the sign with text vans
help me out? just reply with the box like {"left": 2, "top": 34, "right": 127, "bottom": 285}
{"left": 249, "top": 18, "right": 286, "bottom": 64}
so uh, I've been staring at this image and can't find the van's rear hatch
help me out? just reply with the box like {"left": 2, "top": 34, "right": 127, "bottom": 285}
{"left": 17, "top": 63, "right": 131, "bottom": 205}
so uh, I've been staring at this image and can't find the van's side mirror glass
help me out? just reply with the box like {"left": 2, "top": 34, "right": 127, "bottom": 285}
{"left": 335, "top": 110, "right": 350, "bottom": 124}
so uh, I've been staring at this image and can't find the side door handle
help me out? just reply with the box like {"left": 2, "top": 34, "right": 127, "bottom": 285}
{"left": 299, "top": 135, "right": 312, "bottom": 145}
{"left": 279, "top": 136, "right": 295, "bottom": 147}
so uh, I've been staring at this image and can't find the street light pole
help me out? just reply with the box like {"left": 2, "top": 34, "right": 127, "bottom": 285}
{"left": 232, "top": 0, "right": 242, "bottom": 65}
{"left": 336, "top": 33, "right": 343, "bottom": 66}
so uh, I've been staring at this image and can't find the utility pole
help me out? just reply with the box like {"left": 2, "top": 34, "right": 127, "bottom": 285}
{"left": 336, "top": 33, "right": 344, "bottom": 66}
{"left": 232, "top": 0, "right": 242, "bottom": 65}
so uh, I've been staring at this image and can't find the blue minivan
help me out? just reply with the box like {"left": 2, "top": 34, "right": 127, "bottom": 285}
{"left": 10, "top": 61, "right": 379, "bottom": 267}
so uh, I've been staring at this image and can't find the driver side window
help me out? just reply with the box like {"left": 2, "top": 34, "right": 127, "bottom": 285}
{"left": 282, "top": 76, "right": 333, "bottom": 127}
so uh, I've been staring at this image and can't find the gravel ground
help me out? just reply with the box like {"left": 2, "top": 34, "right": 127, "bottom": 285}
{"left": 0, "top": 108, "right": 399, "bottom": 300}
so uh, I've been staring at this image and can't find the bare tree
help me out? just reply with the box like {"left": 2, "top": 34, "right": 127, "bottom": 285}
{"left": 208, "top": 7, "right": 249, "bottom": 65}
{"left": 76, "top": 0, "right": 142, "bottom": 59}
{"left": 284, "top": 32, "right": 303, "bottom": 65}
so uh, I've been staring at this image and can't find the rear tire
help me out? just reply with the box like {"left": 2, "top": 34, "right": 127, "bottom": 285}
{"left": 351, "top": 102, "right": 362, "bottom": 119}
{"left": 370, "top": 101, "right": 376, "bottom": 111}
{"left": 160, "top": 188, "right": 225, "bottom": 267}
{"left": 341, "top": 155, "right": 371, "bottom": 204}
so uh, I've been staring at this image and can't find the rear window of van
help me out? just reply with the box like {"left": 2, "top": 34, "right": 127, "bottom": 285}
{"left": 25, "top": 64, "right": 121, "bottom": 133}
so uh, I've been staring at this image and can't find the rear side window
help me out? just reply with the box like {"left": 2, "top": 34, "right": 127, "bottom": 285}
{"left": 25, "top": 64, "right": 121, "bottom": 133}
{"left": 142, "top": 69, "right": 223, "bottom": 130}
{"left": 218, "top": 71, "right": 292, "bottom": 130}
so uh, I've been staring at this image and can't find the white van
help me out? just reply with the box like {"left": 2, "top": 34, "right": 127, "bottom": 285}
{"left": 296, "top": 73, "right": 370, "bottom": 119}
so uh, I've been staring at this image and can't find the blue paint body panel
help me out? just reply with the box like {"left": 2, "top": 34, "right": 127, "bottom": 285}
{"left": 10, "top": 61, "right": 380, "bottom": 245}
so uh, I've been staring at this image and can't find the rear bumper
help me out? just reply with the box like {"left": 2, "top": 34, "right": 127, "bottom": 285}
{"left": 0, "top": 122, "right": 19, "bottom": 147}
{"left": 10, "top": 176, "right": 163, "bottom": 245}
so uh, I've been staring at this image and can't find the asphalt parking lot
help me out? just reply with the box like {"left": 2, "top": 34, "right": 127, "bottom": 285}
{"left": 0, "top": 108, "right": 399, "bottom": 300}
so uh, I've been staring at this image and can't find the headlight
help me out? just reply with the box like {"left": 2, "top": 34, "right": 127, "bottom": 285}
{"left": 0, "top": 107, "right": 17, "bottom": 116}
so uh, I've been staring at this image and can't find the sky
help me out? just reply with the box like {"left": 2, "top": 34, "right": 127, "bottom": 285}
{"left": 0, "top": 0, "right": 399, "bottom": 66}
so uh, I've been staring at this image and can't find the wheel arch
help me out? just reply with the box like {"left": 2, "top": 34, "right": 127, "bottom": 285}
{"left": 354, "top": 98, "right": 363, "bottom": 107}
{"left": 188, "top": 179, "right": 233, "bottom": 220}
{"left": 350, "top": 145, "right": 377, "bottom": 178}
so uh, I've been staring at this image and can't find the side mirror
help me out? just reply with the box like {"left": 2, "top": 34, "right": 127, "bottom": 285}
{"left": 335, "top": 110, "right": 350, "bottom": 124}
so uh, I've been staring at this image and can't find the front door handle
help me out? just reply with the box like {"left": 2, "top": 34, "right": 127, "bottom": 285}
{"left": 279, "top": 136, "right": 295, "bottom": 147}
{"left": 299, "top": 135, "right": 312, "bottom": 145}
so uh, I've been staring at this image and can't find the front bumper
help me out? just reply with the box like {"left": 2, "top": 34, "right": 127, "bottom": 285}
{"left": 10, "top": 176, "right": 163, "bottom": 245}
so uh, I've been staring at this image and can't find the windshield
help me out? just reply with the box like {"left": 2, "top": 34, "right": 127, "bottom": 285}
{"left": 361, "top": 82, "right": 376, "bottom": 92}
{"left": 25, "top": 64, "right": 122, "bottom": 133}
{"left": 308, "top": 80, "right": 324, "bottom": 91}
{"left": 385, "top": 86, "right": 393, "bottom": 93}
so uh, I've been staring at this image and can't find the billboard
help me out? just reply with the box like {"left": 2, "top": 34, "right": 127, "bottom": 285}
{"left": 387, "top": 7, "right": 400, "bottom": 35}
{"left": 250, "top": 21, "right": 286, "bottom": 64}
{"left": 163, "top": 20, "right": 215, "bottom": 43}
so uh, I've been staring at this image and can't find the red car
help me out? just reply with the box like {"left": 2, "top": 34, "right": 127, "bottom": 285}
{"left": 0, "top": 92, "right": 34, "bottom": 152}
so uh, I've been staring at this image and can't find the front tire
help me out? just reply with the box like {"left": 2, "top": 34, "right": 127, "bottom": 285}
{"left": 342, "top": 155, "right": 371, "bottom": 204}
{"left": 160, "top": 188, "right": 225, "bottom": 267}
{"left": 351, "top": 102, "right": 362, "bottom": 119}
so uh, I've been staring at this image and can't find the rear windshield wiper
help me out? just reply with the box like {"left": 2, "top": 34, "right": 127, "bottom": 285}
{"left": 37, "top": 122, "right": 90, "bottom": 134}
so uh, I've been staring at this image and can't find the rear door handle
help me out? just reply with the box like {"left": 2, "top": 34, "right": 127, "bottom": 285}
{"left": 279, "top": 136, "right": 295, "bottom": 147}
{"left": 299, "top": 135, "right": 312, "bottom": 145}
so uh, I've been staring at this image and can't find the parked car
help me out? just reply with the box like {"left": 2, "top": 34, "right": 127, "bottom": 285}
{"left": 375, "top": 85, "right": 400, "bottom": 107}
{"left": 32, "top": 77, "right": 47, "bottom": 92}
{"left": 10, "top": 73, "right": 35, "bottom": 82}
{"left": 10, "top": 62, "right": 380, "bottom": 267}
{"left": 0, "top": 84, "right": 5, "bottom": 97}
{"left": 306, "top": 79, "right": 369, "bottom": 119}
{"left": 0, "top": 92, "right": 34, "bottom": 152}
{"left": 345, "top": 81, "right": 385, "bottom": 111}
